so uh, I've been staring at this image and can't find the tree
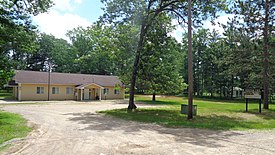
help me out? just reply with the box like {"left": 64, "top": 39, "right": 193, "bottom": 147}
{"left": 192, "top": 29, "right": 210, "bottom": 97}
{"left": 27, "top": 34, "right": 74, "bottom": 72}
{"left": 0, "top": 0, "right": 53, "bottom": 87}
{"left": 230, "top": 0, "right": 275, "bottom": 109}
{"left": 67, "top": 24, "right": 120, "bottom": 75}
{"left": 138, "top": 14, "right": 186, "bottom": 101}
{"left": 101, "top": 0, "right": 228, "bottom": 110}
{"left": 27, "top": 34, "right": 55, "bottom": 71}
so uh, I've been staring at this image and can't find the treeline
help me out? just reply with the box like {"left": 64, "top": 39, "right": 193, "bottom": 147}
{"left": 1, "top": 0, "right": 274, "bottom": 102}
{"left": 182, "top": 28, "right": 275, "bottom": 99}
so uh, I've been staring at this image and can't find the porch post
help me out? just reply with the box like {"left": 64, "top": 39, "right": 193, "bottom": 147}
{"left": 75, "top": 89, "right": 78, "bottom": 101}
{"left": 80, "top": 89, "right": 83, "bottom": 101}
{"left": 99, "top": 88, "right": 102, "bottom": 101}
{"left": 18, "top": 83, "right": 21, "bottom": 101}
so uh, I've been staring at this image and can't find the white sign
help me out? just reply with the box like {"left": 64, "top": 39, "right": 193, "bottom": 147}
{"left": 244, "top": 89, "right": 261, "bottom": 99}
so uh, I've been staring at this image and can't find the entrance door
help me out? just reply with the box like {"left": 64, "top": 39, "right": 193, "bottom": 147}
{"left": 84, "top": 89, "right": 90, "bottom": 100}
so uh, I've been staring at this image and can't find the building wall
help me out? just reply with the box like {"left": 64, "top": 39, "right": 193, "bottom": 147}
{"left": 77, "top": 87, "right": 125, "bottom": 101}
{"left": 233, "top": 90, "right": 244, "bottom": 98}
{"left": 19, "top": 84, "right": 125, "bottom": 101}
{"left": 20, "top": 84, "right": 75, "bottom": 101}
{"left": 100, "top": 86, "right": 125, "bottom": 100}
{"left": 19, "top": 83, "right": 124, "bottom": 101}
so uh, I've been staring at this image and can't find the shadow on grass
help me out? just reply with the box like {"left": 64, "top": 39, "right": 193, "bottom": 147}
{"left": 135, "top": 95, "right": 270, "bottom": 107}
{"left": 242, "top": 109, "right": 275, "bottom": 120}
{"left": 65, "top": 108, "right": 275, "bottom": 131}
{"left": 65, "top": 111, "right": 244, "bottom": 148}
{"left": 102, "top": 108, "right": 271, "bottom": 130}
{"left": 228, "top": 105, "right": 275, "bottom": 120}
{"left": 194, "top": 97, "right": 263, "bottom": 105}
{"left": 136, "top": 99, "right": 180, "bottom": 106}
{"left": 194, "top": 96, "right": 242, "bottom": 102}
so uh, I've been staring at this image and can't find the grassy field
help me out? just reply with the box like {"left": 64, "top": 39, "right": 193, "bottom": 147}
{"left": 100, "top": 95, "right": 275, "bottom": 130}
{"left": 0, "top": 90, "right": 13, "bottom": 100}
{"left": 0, "top": 111, "right": 31, "bottom": 151}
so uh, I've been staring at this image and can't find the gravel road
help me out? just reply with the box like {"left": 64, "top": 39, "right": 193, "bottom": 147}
{"left": 1, "top": 100, "right": 275, "bottom": 155}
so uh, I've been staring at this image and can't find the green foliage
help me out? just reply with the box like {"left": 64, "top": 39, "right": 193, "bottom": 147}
{"left": 226, "top": 0, "right": 275, "bottom": 106}
{"left": 101, "top": 0, "right": 228, "bottom": 26}
{"left": 138, "top": 13, "right": 186, "bottom": 95}
{"left": 26, "top": 34, "right": 75, "bottom": 72}
{"left": 114, "top": 84, "right": 121, "bottom": 90}
{"left": 181, "top": 29, "right": 233, "bottom": 97}
{"left": 66, "top": 23, "right": 139, "bottom": 79}
{"left": 0, "top": 71, "right": 14, "bottom": 89}
{"left": 101, "top": 0, "right": 229, "bottom": 108}
{"left": 0, "top": 0, "right": 53, "bottom": 87}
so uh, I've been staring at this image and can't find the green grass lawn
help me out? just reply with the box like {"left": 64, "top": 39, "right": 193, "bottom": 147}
{"left": 100, "top": 95, "right": 275, "bottom": 130}
{"left": 0, "top": 111, "right": 31, "bottom": 151}
{"left": 0, "top": 92, "right": 13, "bottom": 100}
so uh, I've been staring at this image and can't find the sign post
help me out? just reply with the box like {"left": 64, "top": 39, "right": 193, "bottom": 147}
{"left": 244, "top": 89, "right": 262, "bottom": 113}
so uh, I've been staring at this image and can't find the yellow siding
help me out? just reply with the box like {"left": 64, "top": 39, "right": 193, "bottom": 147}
{"left": 19, "top": 83, "right": 125, "bottom": 101}
{"left": 101, "top": 87, "right": 125, "bottom": 100}
{"left": 20, "top": 84, "right": 75, "bottom": 101}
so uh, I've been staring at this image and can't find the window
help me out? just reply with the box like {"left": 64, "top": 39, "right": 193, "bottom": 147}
{"left": 114, "top": 89, "right": 119, "bottom": 95}
{"left": 37, "top": 87, "right": 44, "bottom": 94}
{"left": 52, "top": 87, "right": 59, "bottom": 94}
{"left": 66, "top": 87, "right": 73, "bottom": 94}
{"left": 103, "top": 88, "right": 109, "bottom": 95}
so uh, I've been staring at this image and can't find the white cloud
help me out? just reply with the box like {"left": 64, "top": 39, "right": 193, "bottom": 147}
{"left": 170, "top": 19, "right": 186, "bottom": 43}
{"left": 170, "top": 14, "right": 235, "bottom": 43}
{"left": 52, "top": 0, "right": 74, "bottom": 12}
{"left": 203, "top": 14, "right": 235, "bottom": 34}
{"left": 33, "top": 10, "right": 91, "bottom": 40}
{"left": 51, "top": 0, "right": 83, "bottom": 11}
{"left": 32, "top": 0, "right": 90, "bottom": 41}
{"left": 74, "top": 0, "right": 82, "bottom": 4}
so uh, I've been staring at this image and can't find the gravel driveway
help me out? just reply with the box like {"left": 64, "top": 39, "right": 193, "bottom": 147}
{"left": 1, "top": 100, "right": 275, "bottom": 155}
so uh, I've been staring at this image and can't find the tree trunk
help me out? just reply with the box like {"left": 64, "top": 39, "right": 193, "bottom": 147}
{"left": 128, "top": 2, "right": 166, "bottom": 110}
{"left": 210, "top": 91, "right": 213, "bottom": 97}
{"left": 263, "top": 0, "right": 269, "bottom": 109}
{"left": 220, "top": 85, "right": 222, "bottom": 98}
{"left": 210, "top": 73, "right": 213, "bottom": 97}
{"left": 152, "top": 92, "right": 156, "bottom": 101}
{"left": 201, "top": 76, "right": 204, "bottom": 96}
{"left": 231, "top": 75, "right": 234, "bottom": 99}
{"left": 187, "top": 0, "right": 193, "bottom": 120}
{"left": 128, "top": 21, "right": 147, "bottom": 110}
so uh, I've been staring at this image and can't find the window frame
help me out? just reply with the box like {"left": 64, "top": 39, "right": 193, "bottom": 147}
{"left": 114, "top": 89, "right": 119, "bottom": 95}
{"left": 103, "top": 88, "right": 109, "bottom": 95}
{"left": 52, "top": 87, "right": 60, "bottom": 94}
{"left": 36, "top": 87, "right": 44, "bottom": 94}
{"left": 66, "top": 87, "right": 73, "bottom": 94}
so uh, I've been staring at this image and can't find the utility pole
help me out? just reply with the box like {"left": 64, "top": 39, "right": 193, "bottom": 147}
{"left": 187, "top": 0, "right": 193, "bottom": 119}
{"left": 263, "top": 0, "right": 269, "bottom": 109}
{"left": 48, "top": 61, "right": 51, "bottom": 101}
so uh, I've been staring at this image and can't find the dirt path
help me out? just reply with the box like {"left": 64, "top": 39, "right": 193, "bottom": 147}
{"left": 1, "top": 101, "right": 275, "bottom": 155}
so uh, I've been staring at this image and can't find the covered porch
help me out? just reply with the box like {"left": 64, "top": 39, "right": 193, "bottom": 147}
{"left": 75, "top": 83, "right": 103, "bottom": 101}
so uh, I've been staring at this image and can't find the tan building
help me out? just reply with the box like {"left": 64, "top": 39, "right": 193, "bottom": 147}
{"left": 9, "top": 70, "right": 125, "bottom": 101}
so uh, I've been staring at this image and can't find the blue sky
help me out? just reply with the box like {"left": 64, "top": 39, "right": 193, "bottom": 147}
{"left": 72, "top": 0, "right": 104, "bottom": 22}
{"left": 33, "top": 0, "right": 232, "bottom": 42}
